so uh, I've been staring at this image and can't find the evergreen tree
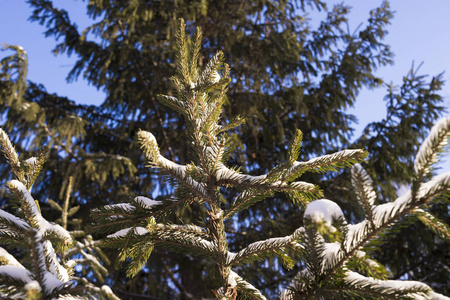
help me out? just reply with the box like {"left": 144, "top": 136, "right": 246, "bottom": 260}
{"left": 92, "top": 20, "right": 450, "bottom": 299}
{"left": 0, "top": 0, "right": 447, "bottom": 297}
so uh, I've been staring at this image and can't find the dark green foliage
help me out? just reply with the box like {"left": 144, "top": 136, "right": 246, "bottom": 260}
{"left": 92, "top": 21, "right": 449, "bottom": 299}
{"left": 0, "top": 0, "right": 448, "bottom": 298}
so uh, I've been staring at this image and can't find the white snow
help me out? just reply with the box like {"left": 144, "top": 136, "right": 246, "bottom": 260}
{"left": 43, "top": 270, "right": 66, "bottom": 292}
{"left": 8, "top": 180, "right": 72, "bottom": 244}
{"left": 135, "top": 196, "right": 163, "bottom": 209}
{"left": 227, "top": 270, "right": 238, "bottom": 287}
{"left": 343, "top": 220, "right": 370, "bottom": 252}
{"left": 138, "top": 130, "right": 157, "bottom": 146}
{"left": 215, "top": 162, "right": 268, "bottom": 184}
{"left": 101, "top": 285, "right": 113, "bottom": 294}
{"left": 43, "top": 240, "right": 70, "bottom": 282}
{"left": 81, "top": 253, "right": 101, "bottom": 267}
{"left": 101, "top": 285, "right": 121, "bottom": 299}
{"left": 429, "top": 291, "right": 450, "bottom": 300}
{"left": 24, "top": 280, "right": 41, "bottom": 291}
{"left": 302, "top": 149, "right": 360, "bottom": 167}
{"left": 210, "top": 71, "right": 221, "bottom": 84}
{"left": 107, "top": 227, "right": 148, "bottom": 239}
{"left": 0, "top": 247, "right": 24, "bottom": 268}
{"left": 197, "top": 238, "right": 216, "bottom": 250}
{"left": 344, "top": 270, "right": 430, "bottom": 297}
{"left": 321, "top": 242, "right": 341, "bottom": 271}
{"left": 0, "top": 265, "right": 32, "bottom": 282}
{"left": 9, "top": 180, "right": 39, "bottom": 215}
{"left": 24, "top": 157, "right": 38, "bottom": 165}
{"left": 0, "top": 209, "right": 29, "bottom": 229}
{"left": 290, "top": 181, "right": 315, "bottom": 191}
{"left": 157, "top": 155, "right": 187, "bottom": 177}
{"left": 104, "top": 203, "right": 135, "bottom": 212}
{"left": 304, "top": 199, "right": 345, "bottom": 227}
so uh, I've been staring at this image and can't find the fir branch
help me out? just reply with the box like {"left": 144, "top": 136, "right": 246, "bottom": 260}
{"left": 196, "top": 51, "right": 223, "bottom": 92}
{"left": 287, "top": 129, "right": 303, "bottom": 165}
{"left": 175, "top": 19, "right": 190, "bottom": 84}
{"left": 224, "top": 190, "right": 273, "bottom": 220}
{"left": 413, "top": 118, "right": 450, "bottom": 182}
{"left": 61, "top": 176, "right": 73, "bottom": 230}
{"left": 188, "top": 26, "right": 202, "bottom": 80}
{"left": 351, "top": 164, "right": 376, "bottom": 225}
{"left": 152, "top": 232, "right": 216, "bottom": 258}
{"left": 316, "top": 172, "right": 450, "bottom": 293}
{"left": 0, "top": 266, "right": 33, "bottom": 292}
{"left": 414, "top": 209, "right": 450, "bottom": 242}
{"left": 347, "top": 250, "right": 389, "bottom": 280}
{"left": 156, "top": 94, "right": 187, "bottom": 115}
{"left": 216, "top": 162, "right": 321, "bottom": 197}
{"left": 285, "top": 149, "right": 368, "bottom": 182}
{"left": 137, "top": 130, "right": 210, "bottom": 202}
{"left": 229, "top": 227, "right": 304, "bottom": 266}
{"left": 0, "top": 209, "right": 29, "bottom": 232}
{"left": 125, "top": 240, "right": 154, "bottom": 278}
{"left": 232, "top": 271, "right": 267, "bottom": 300}
{"left": 0, "top": 128, "right": 23, "bottom": 181}
{"left": 216, "top": 116, "right": 245, "bottom": 134}
{"left": 343, "top": 270, "right": 432, "bottom": 299}
{"left": 0, "top": 247, "right": 24, "bottom": 268}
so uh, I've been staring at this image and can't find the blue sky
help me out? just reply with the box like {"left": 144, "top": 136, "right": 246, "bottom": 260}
{"left": 1, "top": 0, "right": 449, "bottom": 169}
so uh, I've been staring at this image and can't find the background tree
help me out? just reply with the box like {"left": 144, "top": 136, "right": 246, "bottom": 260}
{"left": 92, "top": 21, "right": 450, "bottom": 299}
{"left": 0, "top": 0, "right": 447, "bottom": 298}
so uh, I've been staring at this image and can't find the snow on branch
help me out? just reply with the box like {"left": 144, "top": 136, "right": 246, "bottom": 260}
{"left": 370, "top": 172, "right": 450, "bottom": 230}
{"left": 157, "top": 94, "right": 188, "bottom": 115}
{"left": 8, "top": 180, "right": 72, "bottom": 244}
{"left": 229, "top": 227, "right": 305, "bottom": 265}
{"left": 286, "top": 149, "right": 368, "bottom": 180}
{"left": 106, "top": 226, "right": 148, "bottom": 239}
{"left": 414, "top": 118, "right": 450, "bottom": 178}
{"left": 0, "top": 208, "right": 29, "bottom": 231}
{"left": 197, "top": 51, "right": 223, "bottom": 90}
{"left": 351, "top": 163, "right": 377, "bottom": 208}
{"left": 414, "top": 209, "right": 450, "bottom": 241}
{"left": 0, "top": 265, "right": 33, "bottom": 284}
{"left": 134, "top": 196, "right": 163, "bottom": 209}
{"left": 0, "top": 128, "right": 20, "bottom": 168}
{"left": 223, "top": 270, "right": 267, "bottom": 300}
{"left": 344, "top": 270, "right": 433, "bottom": 299}
{"left": 281, "top": 194, "right": 450, "bottom": 299}
{"left": 216, "top": 162, "right": 267, "bottom": 184}
{"left": 0, "top": 247, "right": 25, "bottom": 268}
{"left": 304, "top": 199, "right": 345, "bottom": 228}
{"left": 138, "top": 130, "right": 208, "bottom": 200}
{"left": 216, "top": 161, "right": 321, "bottom": 199}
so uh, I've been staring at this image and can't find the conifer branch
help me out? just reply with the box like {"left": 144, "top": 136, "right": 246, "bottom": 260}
{"left": 0, "top": 128, "right": 23, "bottom": 181}
{"left": 224, "top": 190, "right": 273, "bottom": 220}
{"left": 229, "top": 227, "right": 304, "bottom": 266}
{"left": 285, "top": 149, "right": 368, "bottom": 181}
{"left": 351, "top": 164, "right": 376, "bottom": 225}
{"left": 414, "top": 209, "right": 450, "bottom": 242}
{"left": 414, "top": 118, "right": 450, "bottom": 177}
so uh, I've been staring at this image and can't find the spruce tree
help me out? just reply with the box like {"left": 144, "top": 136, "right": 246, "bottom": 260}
{"left": 92, "top": 20, "right": 450, "bottom": 299}
{"left": 0, "top": 129, "right": 119, "bottom": 299}
{"left": 0, "top": 0, "right": 447, "bottom": 296}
